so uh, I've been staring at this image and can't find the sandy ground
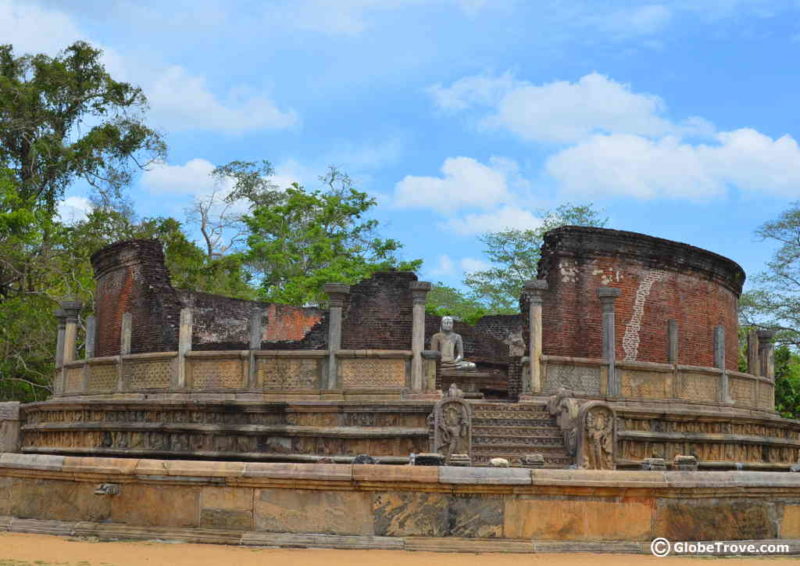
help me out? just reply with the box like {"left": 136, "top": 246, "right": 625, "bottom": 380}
{"left": 0, "top": 533, "right": 798, "bottom": 566}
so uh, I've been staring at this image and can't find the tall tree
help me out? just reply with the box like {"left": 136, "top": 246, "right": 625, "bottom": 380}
{"left": 242, "top": 167, "right": 420, "bottom": 305}
{"left": 0, "top": 41, "right": 165, "bottom": 401}
{"left": 463, "top": 203, "right": 607, "bottom": 312}
{"left": 740, "top": 202, "right": 800, "bottom": 347}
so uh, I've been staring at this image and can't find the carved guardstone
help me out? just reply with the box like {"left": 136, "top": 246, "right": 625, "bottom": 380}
{"left": 577, "top": 402, "right": 616, "bottom": 470}
{"left": 547, "top": 388, "right": 581, "bottom": 458}
{"left": 430, "top": 384, "right": 472, "bottom": 464}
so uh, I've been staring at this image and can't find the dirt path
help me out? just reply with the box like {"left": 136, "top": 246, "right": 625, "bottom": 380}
{"left": 0, "top": 533, "right": 796, "bottom": 566}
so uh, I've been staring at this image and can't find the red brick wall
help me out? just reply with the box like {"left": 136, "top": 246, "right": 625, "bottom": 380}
{"left": 91, "top": 240, "right": 182, "bottom": 356}
{"left": 341, "top": 271, "right": 417, "bottom": 350}
{"left": 529, "top": 227, "right": 744, "bottom": 371}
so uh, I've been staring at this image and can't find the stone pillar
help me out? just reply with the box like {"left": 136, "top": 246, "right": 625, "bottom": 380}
{"left": 758, "top": 330, "right": 776, "bottom": 380}
{"left": 60, "top": 300, "right": 82, "bottom": 364}
{"left": 524, "top": 280, "right": 548, "bottom": 394}
{"left": 667, "top": 319, "right": 678, "bottom": 364}
{"left": 177, "top": 308, "right": 193, "bottom": 389}
{"left": 85, "top": 315, "right": 96, "bottom": 359}
{"left": 0, "top": 402, "right": 20, "bottom": 453}
{"left": 597, "top": 287, "right": 621, "bottom": 397}
{"left": 54, "top": 308, "right": 67, "bottom": 368}
{"left": 120, "top": 312, "right": 132, "bottom": 356}
{"left": 747, "top": 328, "right": 760, "bottom": 376}
{"left": 714, "top": 325, "right": 729, "bottom": 403}
{"left": 409, "top": 281, "right": 431, "bottom": 392}
{"left": 248, "top": 310, "right": 264, "bottom": 389}
{"left": 323, "top": 283, "right": 350, "bottom": 390}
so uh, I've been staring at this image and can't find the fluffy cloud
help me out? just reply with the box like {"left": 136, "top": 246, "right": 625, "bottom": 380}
{"left": 441, "top": 206, "right": 543, "bottom": 236}
{"left": 0, "top": 1, "right": 296, "bottom": 134}
{"left": 141, "top": 158, "right": 217, "bottom": 196}
{"left": 393, "top": 156, "right": 512, "bottom": 213}
{"left": 547, "top": 129, "right": 800, "bottom": 199}
{"left": 431, "top": 72, "right": 711, "bottom": 144}
{"left": 57, "top": 196, "right": 93, "bottom": 224}
{"left": 429, "top": 254, "right": 490, "bottom": 277}
{"left": 146, "top": 66, "right": 297, "bottom": 133}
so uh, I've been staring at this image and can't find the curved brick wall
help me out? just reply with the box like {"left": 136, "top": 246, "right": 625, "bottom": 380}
{"left": 91, "top": 240, "right": 182, "bottom": 357}
{"left": 531, "top": 227, "right": 745, "bottom": 370}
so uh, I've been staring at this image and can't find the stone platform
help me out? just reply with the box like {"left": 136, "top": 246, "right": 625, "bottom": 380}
{"left": 0, "top": 453, "right": 799, "bottom": 553}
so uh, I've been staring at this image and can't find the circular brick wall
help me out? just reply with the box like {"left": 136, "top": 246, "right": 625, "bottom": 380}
{"left": 533, "top": 227, "right": 745, "bottom": 370}
{"left": 90, "top": 239, "right": 181, "bottom": 357}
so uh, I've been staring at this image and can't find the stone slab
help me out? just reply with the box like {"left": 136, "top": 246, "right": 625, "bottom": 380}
{"left": 254, "top": 488, "right": 373, "bottom": 536}
{"left": 439, "top": 466, "right": 531, "bottom": 485}
{"left": 353, "top": 464, "right": 438, "bottom": 484}
{"left": 654, "top": 499, "right": 777, "bottom": 540}
{"left": 782, "top": 505, "right": 800, "bottom": 539}
{"left": 244, "top": 462, "right": 352, "bottom": 481}
{"left": 111, "top": 484, "right": 199, "bottom": 528}
{"left": 448, "top": 495, "right": 504, "bottom": 538}
{"left": 0, "top": 453, "right": 65, "bottom": 471}
{"left": 505, "top": 497, "right": 654, "bottom": 541}
{"left": 373, "top": 491, "right": 448, "bottom": 537}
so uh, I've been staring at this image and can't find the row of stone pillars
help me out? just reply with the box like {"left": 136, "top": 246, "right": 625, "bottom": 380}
{"left": 523, "top": 281, "right": 777, "bottom": 399}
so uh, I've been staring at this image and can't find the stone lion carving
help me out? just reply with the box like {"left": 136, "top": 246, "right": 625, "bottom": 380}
{"left": 431, "top": 384, "right": 471, "bottom": 463}
{"left": 547, "top": 388, "right": 581, "bottom": 457}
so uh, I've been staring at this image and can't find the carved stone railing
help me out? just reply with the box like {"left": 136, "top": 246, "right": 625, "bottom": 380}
{"left": 538, "top": 355, "right": 775, "bottom": 412}
{"left": 54, "top": 349, "right": 439, "bottom": 399}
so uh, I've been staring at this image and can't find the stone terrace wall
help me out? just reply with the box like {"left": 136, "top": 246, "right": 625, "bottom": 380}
{"left": 528, "top": 227, "right": 744, "bottom": 370}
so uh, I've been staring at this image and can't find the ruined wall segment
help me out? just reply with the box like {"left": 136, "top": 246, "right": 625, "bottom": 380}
{"left": 91, "top": 240, "right": 326, "bottom": 354}
{"left": 531, "top": 227, "right": 745, "bottom": 370}
{"left": 91, "top": 240, "right": 182, "bottom": 357}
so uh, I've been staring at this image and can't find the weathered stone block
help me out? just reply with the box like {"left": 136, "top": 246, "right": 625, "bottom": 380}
{"left": 654, "top": 500, "right": 776, "bottom": 540}
{"left": 200, "top": 508, "right": 253, "bottom": 530}
{"left": 254, "top": 489, "right": 373, "bottom": 535}
{"left": 353, "top": 464, "right": 438, "bottom": 484}
{"left": 448, "top": 495, "right": 503, "bottom": 538}
{"left": 8, "top": 478, "right": 111, "bottom": 523}
{"left": 111, "top": 484, "right": 199, "bottom": 528}
{"left": 440, "top": 466, "right": 530, "bottom": 485}
{"left": 505, "top": 497, "right": 654, "bottom": 541}
{"left": 373, "top": 491, "right": 448, "bottom": 536}
{"left": 201, "top": 487, "right": 253, "bottom": 511}
{"left": 781, "top": 504, "right": 800, "bottom": 539}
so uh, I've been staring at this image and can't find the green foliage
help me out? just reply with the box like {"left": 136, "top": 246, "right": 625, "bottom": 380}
{"left": 464, "top": 203, "right": 607, "bottom": 312}
{"left": 739, "top": 202, "right": 800, "bottom": 347}
{"left": 242, "top": 168, "right": 420, "bottom": 305}
{"left": 425, "top": 282, "right": 488, "bottom": 325}
{"left": 0, "top": 41, "right": 165, "bottom": 211}
{"left": 774, "top": 345, "right": 800, "bottom": 419}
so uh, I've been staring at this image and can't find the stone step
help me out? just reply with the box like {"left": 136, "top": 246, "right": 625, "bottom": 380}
{"left": 472, "top": 442, "right": 567, "bottom": 452}
{"left": 471, "top": 418, "right": 555, "bottom": 427}
{"left": 471, "top": 426, "right": 563, "bottom": 438}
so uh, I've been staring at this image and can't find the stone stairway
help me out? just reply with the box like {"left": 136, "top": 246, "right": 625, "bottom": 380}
{"left": 469, "top": 402, "right": 573, "bottom": 468}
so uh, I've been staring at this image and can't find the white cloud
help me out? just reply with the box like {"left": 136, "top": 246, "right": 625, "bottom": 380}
{"left": 393, "top": 156, "right": 512, "bottom": 213}
{"left": 146, "top": 66, "right": 297, "bottom": 133}
{"left": 430, "top": 254, "right": 456, "bottom": 276}
{"left": 57, "top": 196, "right": 93, "bottom": 224}
{"left": 546, "top": 129, "right": 800, "bottom": 199}
{"left": 0, "top": 1, "right": 296, "bottom": 134}
{"left": 431, "top": 72, "right": 712, "bottom": 144}
{"left": 0, "top": 0, "right": 83, "bottom": 55}
{"left": 441, "top": 206, "right": 544, "bottom": 235}
{"left": 585, "top": 4, "right": 673, "bottom": 39}
{"left": 141, "top": 158, "right": 217, "bottom": 196}
{"left": 459, "top": 257, "right": 491, "bottom": 273}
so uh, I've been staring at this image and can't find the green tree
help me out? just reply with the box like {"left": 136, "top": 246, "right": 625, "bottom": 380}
{"left": 773, "top": 345, "right": 800, "bottom": 419}
{"left": 0, "top": 40, "right": 165, "bottom": 401}
{"left": 242, "top": 168, "right": 420, "bottom": 305}
{"left": 464, "top": 203, "right": 607, "bottom": 312}
{"left": 425, "top": 282, "right": 488, "bottom": 325}
{"left": 740, "top": 202, "right": 800, "bottom": 347}
{"left": 0, "top": 41, "right": 165, "bottom": 212}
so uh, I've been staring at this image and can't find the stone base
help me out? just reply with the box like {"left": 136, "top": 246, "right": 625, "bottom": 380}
{"left": 1, "top": 454, "right": 800, "bottom": 553}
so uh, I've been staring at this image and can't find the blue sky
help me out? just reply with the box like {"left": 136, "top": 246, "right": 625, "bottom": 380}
{"left": 4, "top": 0, "right": 800, "bottom": 289}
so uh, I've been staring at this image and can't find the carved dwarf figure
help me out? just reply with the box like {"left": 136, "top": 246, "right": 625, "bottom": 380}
{"left": 430, "top": 316, "right": 476, "bottom": 371}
